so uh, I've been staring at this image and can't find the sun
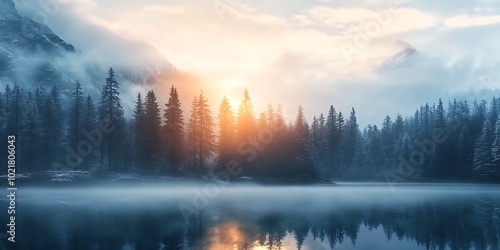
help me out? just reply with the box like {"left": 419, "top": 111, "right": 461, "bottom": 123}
{"left": 228, "top": 98, "right": 240, "bottom": 112}
{"left": 252, "top": 246, "right": 267, "bottom": 250}
{"left": 219, "top": 78, "right": 244, "bottom": 111}
{"left": 221, "top": 78, "right": 244, "bottom": 88}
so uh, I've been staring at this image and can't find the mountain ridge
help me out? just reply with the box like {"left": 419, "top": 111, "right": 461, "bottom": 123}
{"left": 0, "top": 0, "right": 17, "bottom": 15}
{"left": 380, "top": 40, "right": 421, "bottom": 69}
{"left": 0, "top": 0, "right": 177, "bottom": 110}
{"left": 0, "top": 0, "right": 77, "bottom": 86}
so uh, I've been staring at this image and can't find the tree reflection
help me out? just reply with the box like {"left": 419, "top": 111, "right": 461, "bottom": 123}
{"left": 2, "top": 194, "right": 499, "bottom": 250}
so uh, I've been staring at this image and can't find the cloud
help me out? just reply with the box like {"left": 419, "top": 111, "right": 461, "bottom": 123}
{"left": 301, "top": 5, "right": 438, "bottom": 36}
{"left": 12, "top": 0, "right": 173, "bottom": 114}
{"left": 8, "top": 0, "right": 500, "bottom": 126}
{"left": 444, "top": 14, "right": 500, "bottom": 28}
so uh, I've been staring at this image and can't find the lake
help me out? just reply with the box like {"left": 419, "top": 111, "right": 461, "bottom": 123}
{"left": 1, "top": 183, "right": 499, "bottom": 250}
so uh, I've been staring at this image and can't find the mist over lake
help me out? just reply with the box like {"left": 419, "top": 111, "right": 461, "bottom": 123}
{"left": 1, "top": 183, "right": 499, "bottom": 250}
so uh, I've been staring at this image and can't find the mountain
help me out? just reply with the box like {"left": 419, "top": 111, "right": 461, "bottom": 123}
{"left": 379, "top": 40, "right": 422, "bottom": 69}
{"left": 0, "top": 0, "right": 74, "bottom": 54}
{"left": 345, "top": 40, "right": 423, "bottom": 73}
{"left": 0, "top": 0, "right": 78, "bottom": 86}
{"left": 0, "top": 0, "right": 16, "bottom": 15}
{"left": 0, "top": 0, "right": 174, "bottom": 103}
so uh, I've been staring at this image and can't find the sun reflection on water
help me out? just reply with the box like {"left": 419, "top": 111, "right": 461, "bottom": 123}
{"left": 207, "top": 221, "right": 290, "bottom": 250}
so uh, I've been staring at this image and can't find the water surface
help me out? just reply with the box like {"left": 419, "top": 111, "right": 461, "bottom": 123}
{"left": 1, "top": 183, "right": 499, "bottom": 250}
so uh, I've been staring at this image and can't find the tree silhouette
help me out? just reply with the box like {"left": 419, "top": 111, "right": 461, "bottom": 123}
{"left": 163, "top": 85, "right": 185, "bottom": 172}
{"left": 217, "top": 96, "right": 236, "bottom": 172}
{"left": 187, "top": 91, "right": 215, "bottom": 173}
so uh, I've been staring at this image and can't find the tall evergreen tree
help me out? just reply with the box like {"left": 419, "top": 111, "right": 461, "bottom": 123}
{"left": 5, "top": 84, "right": 22, "bottom": 137}
{"left": 0, "top": 92, "right": 4, "bottom": 137}
{"left": 133, "top": 93, "right": 146, "bottom": 167}
{"left": 292, "top": 106, "right": 318, "bottom": 178}
{"left": 473, "top": 120, "right": 494, "bottom": 177}
{"left": 163, "top": 86, "right": 185, "bottom": 172}
{"left": 325, "top": 105, "right": 340, "bottom": 176}
{"left": 364, "top": 124, "right": 383, "bottom": 176}
{"left": 236, "top": 89, "right": 256, "bottom": 143}
{"left": 236, "top": 89, "right": 256, "bottom": 173}
{"left": 430, "top": 98, "right": 448, "bottom": 177}
{"left": 21, "top": 90, "right": 41, "bottom": 171}
{"left": 187, "top": 92, "right": 215, "bottom": 173}
{"left": 295, "top": 106, "right": 309, "bottom": 140}
{"left": 266, "top": 104, "right": 275, "bottom": 130}
{"left": 144, "top": 90, "right": 162, "bottom": 170}
{"left": 67, "top": 81, "right": 85, "bottom": 162}
{"left": 98, "top": 68, "right": 126, "bottom": 171}
{"left": 41, "top": 85, "right": 64, "bottom": 170}
{"left": 82, "top": 95, "right": 97, "bottom": 169}
{"left": 381, "top": 115, "right": 393, "bottom": 167}
{"left": 491, "top": 118, "right": 500, "bottom": 179}
{"left": 217, "top": 96, "right": 236, "bottom": 171}
{"left": 342, "top": 108, "right": 359, "bottom": 167}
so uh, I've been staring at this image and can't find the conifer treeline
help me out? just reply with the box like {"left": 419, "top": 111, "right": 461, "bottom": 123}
{"left": 0, "top": 68, "right": 499, "bottom": 181}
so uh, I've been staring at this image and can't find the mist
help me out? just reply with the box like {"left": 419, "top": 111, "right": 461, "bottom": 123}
{"left": 7, "top": 0, "right": 500, "bottom": 125}
{"left": 3, "top": 183, "right": 499, "bottom": 249}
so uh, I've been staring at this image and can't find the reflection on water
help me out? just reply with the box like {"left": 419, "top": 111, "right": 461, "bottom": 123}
{"left": 1, "top": 184, "right": 499, "bottom": 250}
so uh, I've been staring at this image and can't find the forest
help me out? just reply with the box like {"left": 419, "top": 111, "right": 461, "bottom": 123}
{"left": 0, "top": 67, "right": 499, "bottom": 182}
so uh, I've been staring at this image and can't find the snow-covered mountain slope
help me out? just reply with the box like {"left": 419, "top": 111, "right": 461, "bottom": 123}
{"left": 379, "top": 40, "right": 423, "bottom": 69}
{"left": 0, "top": 0, "right": 77, "bottom": 86}
{"left": 0, "top": 0, "right": 173, "bottom": 102}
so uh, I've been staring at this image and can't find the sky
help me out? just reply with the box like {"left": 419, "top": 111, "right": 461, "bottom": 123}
{"left": 14, "top": 0, "right": 500, "bottom": 126}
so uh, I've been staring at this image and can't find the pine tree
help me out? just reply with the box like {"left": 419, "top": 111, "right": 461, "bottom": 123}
{"left": 325, "top": 105, "right": 339, "bottom": 176}
{"left": 21, "top": 90, "right": 42, "bottom": 171}
{"left": 236, "top": 89, "right": 256, "bottom": 173}
{"left": 365, "top": 124, "right": 382, "bottom": 176}
{"left": 187, "top": 95, "right": 199, "bottom": 171}
{"left": 381, "top": 115, "right": 393, "bottom": 167}
{"left": 490, "top": 118, "right": 500, "bottom": 178}
{"left": 457, "top": 126, "right": 473, "bottom": 178}
{"left": 295, "top": 106, "right": 309, "bottom": 140}
{"left": 473, "top": 120, "right": 494, "bottom": 177}
{"left": 310, "top": 116, "right": 320, "bottom": 150}
{"left": 292, "top": 106, "right": 317, "bottom": 178}
{"left": 261, "top": 104, "right": 290, "bottom": 177}
{"left": 98, "top": 68, "right": 126, "bottom": 171}
{"left": 5, "top": 84, "right": 22, "bottom": 137}
{"left": 266, "top": 103, "right": 275, "bottom": 130}
{"left": 316, "top": 113, "right": 327, "bottom": 166}
{"left": 67, "top": 81, "right": 85, "bottom": 162}
{"left": 82, "top": 95, "right": 97, "bottom": 169}
{"left": 133, "top": 93, "right": 146, "bottom": 167}
{"left": 342, "top": 108, "right": 359, "bottom": 168}
{"left": 163, "top": 86, "right": 185, "bottom": 172}
{"left": 236, "top": 89, "right": 256, "bottom": 143}
{"left": 217, "top": 96, "right": 236, "bottom": 171}
{"left": 422, "top": 103, "right": 431, "bottom": 136}
{"left": 430, "top": 98, "right": 448, "bottom": 177}
{"left": 436, "top": 98, "right": 447, "bottom": 128}
{"left": 187, "top": 92, "right": 215, "bottom": 173}
{"left": 392, "top": 114, "right": 404, "bottom": 139}
{"left": 40, "top": 85, "right": 64, "bottom": 170}
{"left": 0, "top": 91, "right": 5, "bottom": 175}
{"left": 258, "top": 112, "right": 268, "bottom": 129}
{"left": 267, "top": 103, "right": 287, "bottom": 132}
{"left": 489, "top": 97, "right": 498, "bottom": 129}
{"left": 144, "top": 90, "right": 162, "bottom": 170}
{"left": 0, "top": 92, "right": 4, "bottom": 136}
{"left": 326, "top": 105, "right": 338, "bottom": 149}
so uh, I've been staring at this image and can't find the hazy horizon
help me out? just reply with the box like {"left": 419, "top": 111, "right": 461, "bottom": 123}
{"left": 10, "top": 0, "right": 500, "bottom": 126}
